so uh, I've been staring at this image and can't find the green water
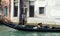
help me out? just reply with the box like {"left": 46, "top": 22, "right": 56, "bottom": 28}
{"left": 0, "top": 25, "right": 60, "bottom": 36}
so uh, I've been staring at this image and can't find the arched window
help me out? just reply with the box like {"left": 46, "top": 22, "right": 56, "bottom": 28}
{"left": 4, "top": 6, "right": 8, "bottom": 16}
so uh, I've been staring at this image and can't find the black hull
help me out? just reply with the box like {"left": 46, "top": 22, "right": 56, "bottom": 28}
{"left": 1, "top": 22, "right": 60, "bottom": 32}
{"left": 15, "top": 26, "right": 60, "bottom": 32}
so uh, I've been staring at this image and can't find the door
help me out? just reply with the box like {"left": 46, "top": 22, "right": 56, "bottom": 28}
{"left": 19, "top": 0, "right": 27, "bottom": 24}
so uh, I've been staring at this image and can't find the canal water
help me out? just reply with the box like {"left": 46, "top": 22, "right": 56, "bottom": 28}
{"left": 0, "top": 25, "right": 60, "bottom": 36}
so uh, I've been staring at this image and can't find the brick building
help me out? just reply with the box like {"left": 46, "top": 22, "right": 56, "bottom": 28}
{"left": 0, "top": 0, "right": 11, "bottom": 22}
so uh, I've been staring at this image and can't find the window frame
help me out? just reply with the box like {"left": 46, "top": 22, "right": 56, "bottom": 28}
{"left": 29, "top": 1, "right": 34, "bottom": 17}
{"left": 14, "top": 2, "right": 18, "bottom": 17}
{"left": 4, "top": 6, "right": 8, "bottom": 16}
{"left": 39, "top": 7, "right": 45, "bottom": 15}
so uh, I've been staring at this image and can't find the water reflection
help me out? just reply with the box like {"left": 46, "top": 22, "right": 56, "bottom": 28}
{"left": 9, "top": 30, "right": 60, "bottom": 36}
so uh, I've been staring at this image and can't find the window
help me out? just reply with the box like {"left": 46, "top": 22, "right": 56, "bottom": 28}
{"left": 29, "top": 1, "right": 34, "bottom": 17}
{"left": 39, "top": 7, "right": 44, "bottom": 14}
{"left": 14, "top": 2, "right": 18, "bottom": 17}
{"left": 4, "top": 6, "right": 8, "bottom": 16}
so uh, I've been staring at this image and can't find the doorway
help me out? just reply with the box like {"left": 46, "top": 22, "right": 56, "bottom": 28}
{"left": 19, "top": 0, "right": 27, "bottom": 25}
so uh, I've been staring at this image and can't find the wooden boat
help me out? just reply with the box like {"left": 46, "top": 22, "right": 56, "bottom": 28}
{"left": 1, "top": 0, "right": 60, "bottom": 32}
{"left": 1, "top": 21, "right": 60, "bottom": 32}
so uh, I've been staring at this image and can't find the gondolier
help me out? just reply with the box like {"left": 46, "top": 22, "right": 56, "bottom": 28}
{"left": 22, "top": 13, "right": 25, "bottom": 25}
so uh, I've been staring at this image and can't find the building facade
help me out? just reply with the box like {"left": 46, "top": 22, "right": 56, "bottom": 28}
{"left": 11, "top": 0, "right": 20, "bottom": 23}
{"left": 1, "top": 0, "right": 60, "bottom": 25}
{"left": 0, "top": 0, "right": 11, "bottom": 22}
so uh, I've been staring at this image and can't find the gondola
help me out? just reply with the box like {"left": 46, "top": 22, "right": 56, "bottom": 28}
{"left": 1, "top": 21, "right": 60, "bottom": 32}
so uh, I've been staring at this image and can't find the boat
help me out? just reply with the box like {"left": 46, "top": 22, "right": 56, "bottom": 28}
{"left": 0, "top": 21, "right": 60, "bottom": 32}
{"left": 1, "top": 0, "right": 60, "bottom": 32}
{"left": 2, "top": 22, "right": 60, "bottom": 32}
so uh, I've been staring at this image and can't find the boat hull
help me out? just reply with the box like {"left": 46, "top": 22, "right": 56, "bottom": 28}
{"left": 1, "top": 22, "right": 60, "bottom": 32}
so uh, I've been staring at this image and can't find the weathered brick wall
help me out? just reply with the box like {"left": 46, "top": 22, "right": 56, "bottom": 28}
{"left": 0, "top": 0, "right": 11, "bottom": 22}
